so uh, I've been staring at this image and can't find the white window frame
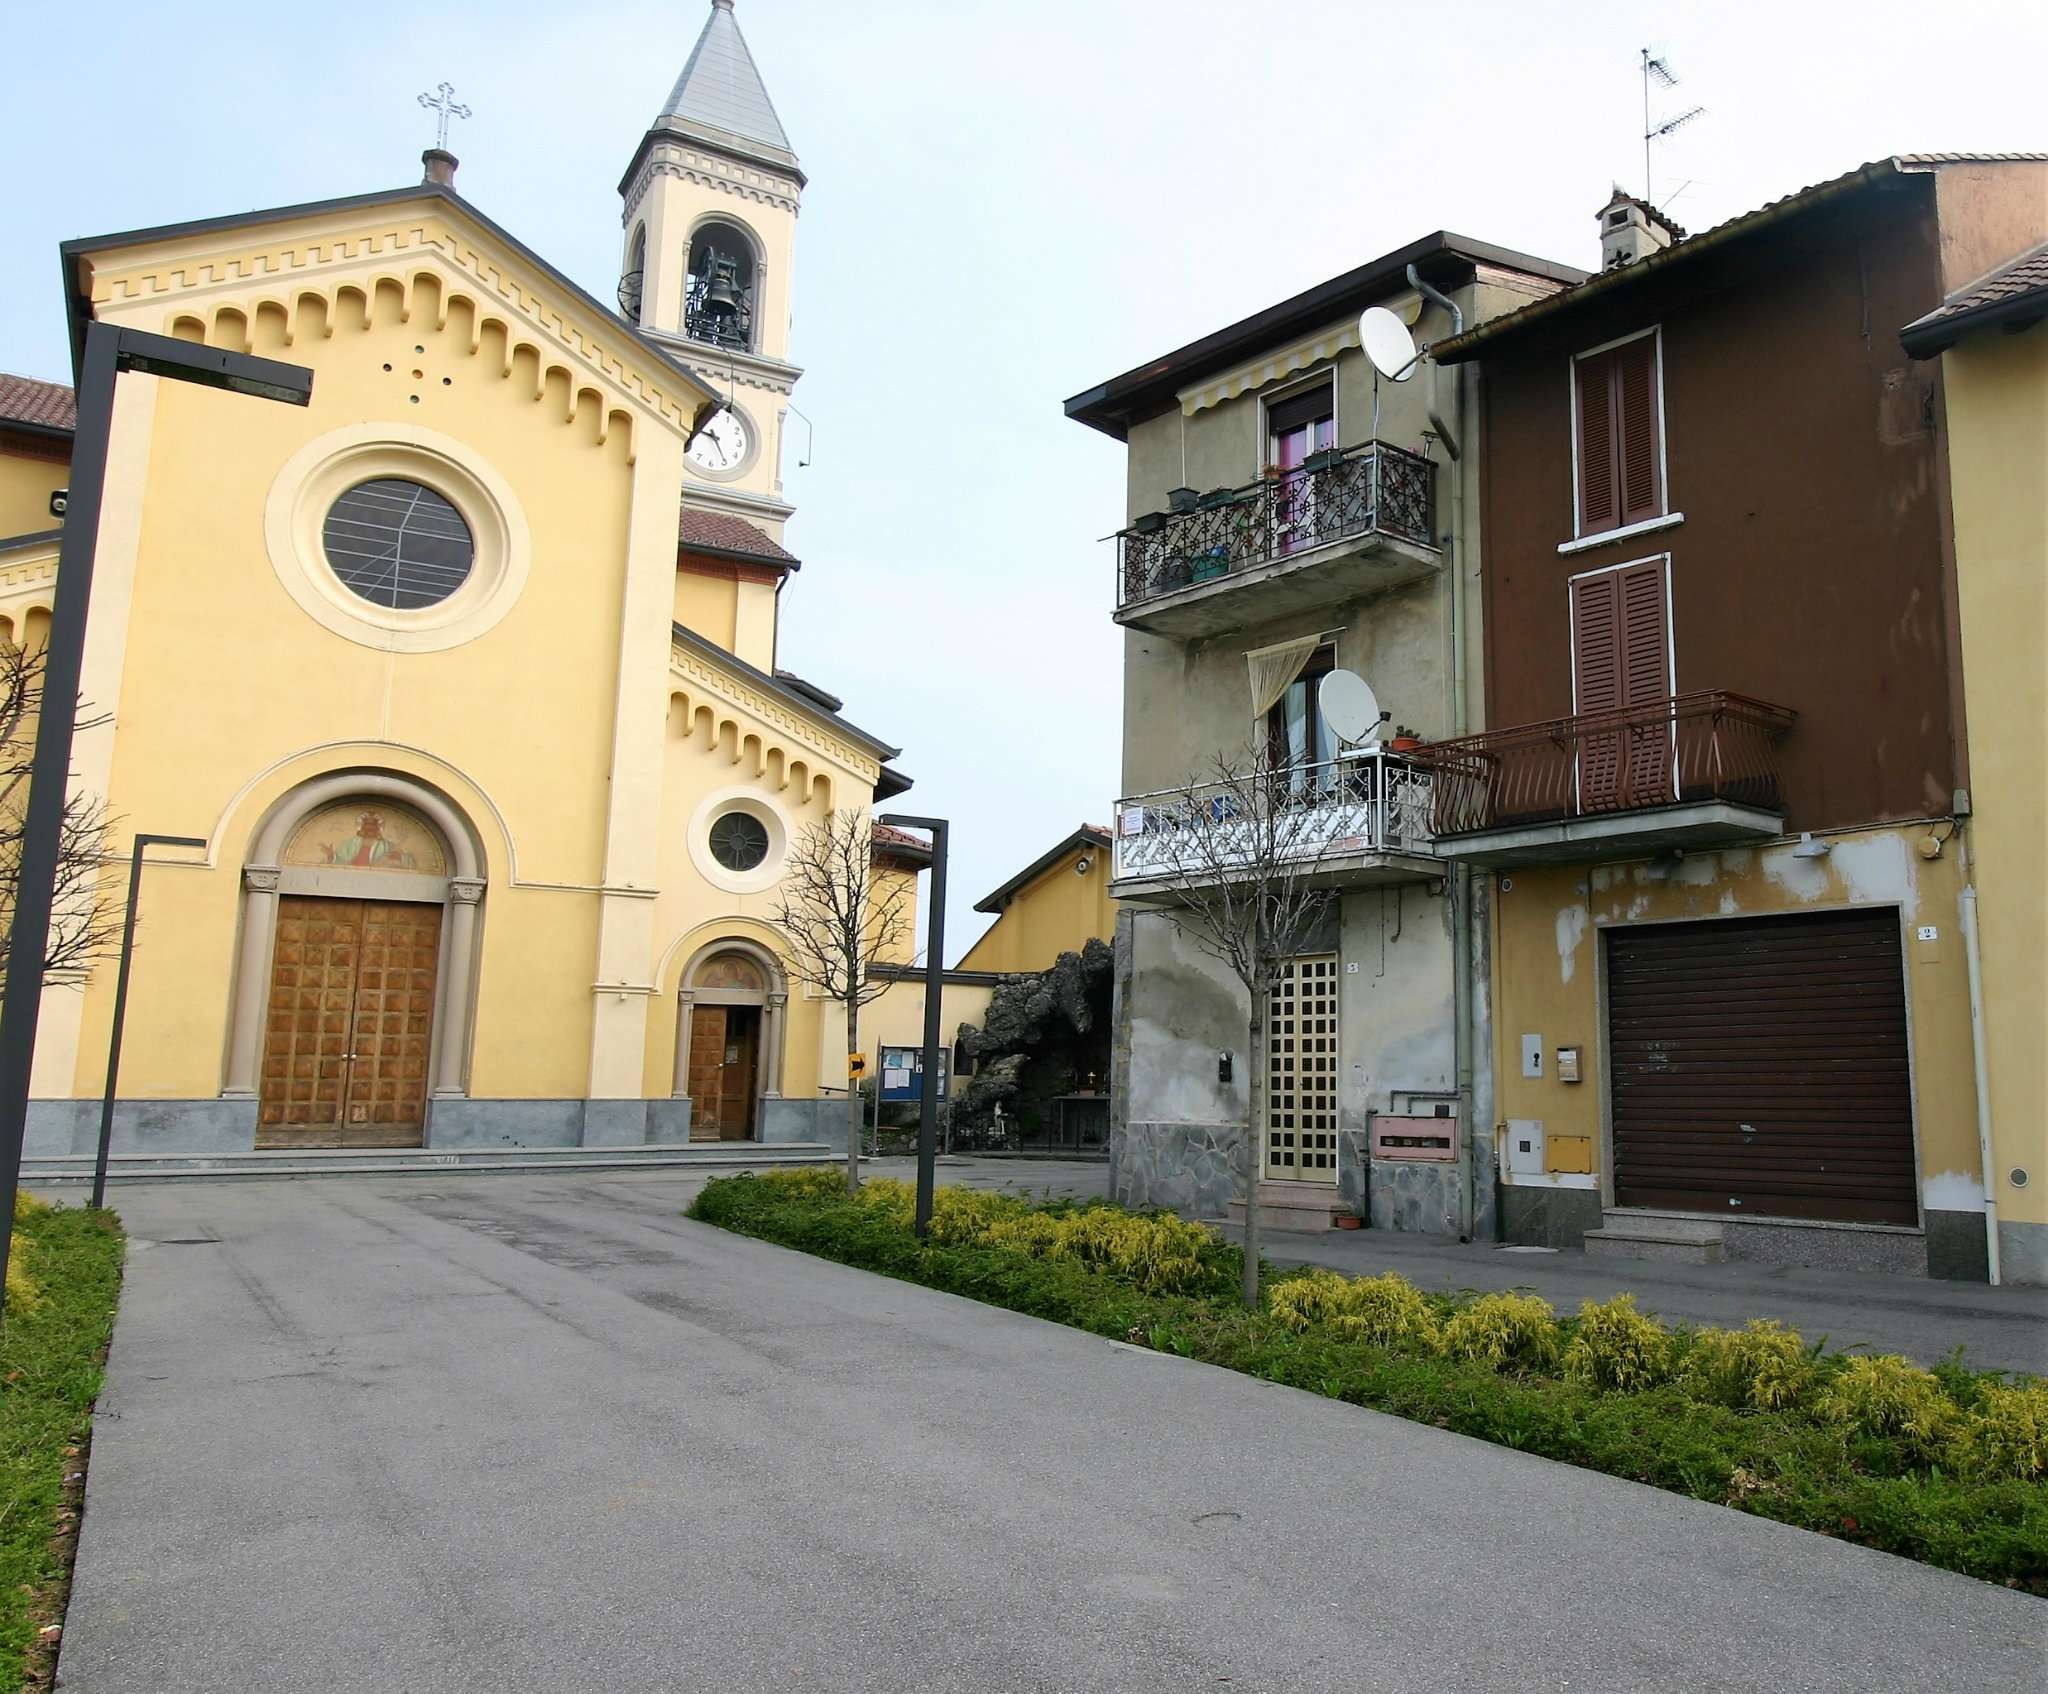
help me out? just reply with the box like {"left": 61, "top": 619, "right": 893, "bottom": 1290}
{"left": 1567, "top": 324, "right": 1670, "bottom": 543}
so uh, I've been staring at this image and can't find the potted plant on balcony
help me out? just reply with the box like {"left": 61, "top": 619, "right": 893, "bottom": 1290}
{"left": 1391, "top": 725, "right": 1424, "bottom": 752}
{"left": 1132, "top": 510, "right": 1168, "bottom": 535}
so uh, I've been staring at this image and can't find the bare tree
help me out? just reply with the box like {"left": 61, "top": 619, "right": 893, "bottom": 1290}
{"left": 1130, "top": 737, "right": 1348, "bottom": 1307}
{"left": 0, "top": 640, "right": 117, "bottom": 989}
{"left": 774, "top": 809, "right": 915, "bottom": 1194}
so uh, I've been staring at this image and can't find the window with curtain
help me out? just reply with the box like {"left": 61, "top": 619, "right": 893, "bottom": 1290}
{"left": 1267, "top": 645, "right": 1338, "bottom": 797}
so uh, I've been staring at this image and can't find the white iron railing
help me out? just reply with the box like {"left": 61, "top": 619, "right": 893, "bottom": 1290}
{"left": 1112, "top": 752, "right": 1437, "bottom": 882}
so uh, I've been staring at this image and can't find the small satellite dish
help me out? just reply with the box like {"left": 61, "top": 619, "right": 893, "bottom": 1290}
{"left": 1319, "top": 669, "right": 1384, "bottom": 745}
{"left": 1359, "top": 306, "right": 1420, "bottom": 382}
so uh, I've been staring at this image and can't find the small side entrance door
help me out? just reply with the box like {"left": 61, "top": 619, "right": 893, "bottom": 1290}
{"left": 1263, "top": 954, "right": 1340, "bottom": 1182}
{"left": 688, "top": 1005, "right": 760, "bottom": 1141}
{"left": 259, "top": 896, "right": 441, "bottom": 1149}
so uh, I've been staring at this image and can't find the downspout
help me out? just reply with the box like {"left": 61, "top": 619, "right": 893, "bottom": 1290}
{"left": 1408, "top": 263, "right": 1483, "bottom": 1241}
{"left": 1956, "top": 825, "right": 2001, "bottom": 1285}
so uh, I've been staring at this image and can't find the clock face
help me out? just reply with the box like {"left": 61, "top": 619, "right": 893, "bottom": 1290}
{"left": 686, "top": 407, "right": 750, "bottom": 473}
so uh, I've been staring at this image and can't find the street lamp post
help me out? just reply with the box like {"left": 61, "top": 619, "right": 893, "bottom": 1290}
{"left": 0, "top": 325, "right": 312, "bottom": 1299}
{"left": 91, "top": 833, "right": 209, "bottom": 1208}
{"left": 879, "top": 811, "right": 947, "bottom": 1238}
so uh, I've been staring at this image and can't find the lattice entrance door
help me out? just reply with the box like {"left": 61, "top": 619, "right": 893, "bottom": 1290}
{"left": 1264, "top": 953, "right": 1340, "bottom": 1182}
{"left": 259, "top": 896, "right": 442, "bottom": 1149}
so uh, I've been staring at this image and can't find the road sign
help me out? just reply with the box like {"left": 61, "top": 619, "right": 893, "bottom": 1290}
{"left": 847, "top": 1052, "right": 867, "bottom": 1077}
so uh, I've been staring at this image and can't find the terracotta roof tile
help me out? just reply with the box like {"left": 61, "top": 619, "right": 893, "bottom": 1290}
{"left": 1905, "top": 242, "right": 2048, "bottom": 336}
{"left": 0, "top": 373, "right": 76, "bottom": 434}
{"left": 872, "top": 823, "right": 930, "bottom": 852}
{"left": 679, "top": 507, "right": 797, "bottom": 567}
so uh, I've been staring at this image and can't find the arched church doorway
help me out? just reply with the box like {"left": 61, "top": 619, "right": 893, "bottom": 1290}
{"left": 673, "top": 941, "right": 788, "bottom": 1143}
{"left": 224, "top": 775, "right": 486, "bottom": 1150}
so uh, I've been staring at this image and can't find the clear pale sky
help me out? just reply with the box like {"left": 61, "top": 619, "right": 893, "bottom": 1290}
{"left": 2, "top": 0, "right": 2040, "bottom": 960}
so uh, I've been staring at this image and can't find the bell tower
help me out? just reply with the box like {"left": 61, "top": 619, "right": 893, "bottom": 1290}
{"left": 619, "top": 0, "right": 803, "bottom": 516}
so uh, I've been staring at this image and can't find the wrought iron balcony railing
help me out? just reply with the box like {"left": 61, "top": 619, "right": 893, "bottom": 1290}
{"left": 1416, "top": 692, "right": 1796, "bottom": 838}
{"left": 1115, "top": 441, "right": 1436, "bottom": 611}
{"left": 1112, "top": 752, "right": 1437, "bottom": 883}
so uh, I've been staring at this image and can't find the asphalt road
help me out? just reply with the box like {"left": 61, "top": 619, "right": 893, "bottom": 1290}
{"left": 58, "top": 1171, "right": 2046, "bottom": 1693}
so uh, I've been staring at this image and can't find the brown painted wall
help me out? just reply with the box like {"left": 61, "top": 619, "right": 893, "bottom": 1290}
{"left": 1477, "top": 177, "right": 1965, "bottom": 831}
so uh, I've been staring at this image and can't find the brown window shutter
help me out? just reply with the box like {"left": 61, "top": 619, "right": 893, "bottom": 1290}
{"left": 1617, "top": 560, "right": 1669, "bottom": 705}
{"left": 1575, "top": 351, "right": 1620, "bottom": 534}
{"left": 1268, "top": 384, "right": 1334, "bottom": 436}
{"left": 1572, "top": 571, "right": 1622, "bottom": 714}
{"left": 1574, "top": 561, "right": 1672, "bottom": 810}
{"left": 1616, "top": 335, "right": 1664, "bottom": 524}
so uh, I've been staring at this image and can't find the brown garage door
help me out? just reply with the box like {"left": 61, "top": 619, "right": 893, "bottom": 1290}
{"left": 1607, "top": 908, "right": 1916, "bottom": 1225}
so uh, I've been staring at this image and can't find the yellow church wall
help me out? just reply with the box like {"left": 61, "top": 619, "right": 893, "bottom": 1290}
{"left": 864, "top": 977, "right": 996, "bottom": 1071}
{"left": 675, "top": 567, "right": 737, "bottom": 648}
{"left": 1490, "top": 829, "right": 1982, "bottom": 1217}
{"left": 1942, "top": 321, "right": 2048, "bottom": 1237}
{"left": 956, "top": 840, "right": 1117, "bottom": 975}
{"left": 41, "top": 200, "right": 726, "bottom": 1106}
{"left": 0, "top": 439, "right": 68, "bottom": 539}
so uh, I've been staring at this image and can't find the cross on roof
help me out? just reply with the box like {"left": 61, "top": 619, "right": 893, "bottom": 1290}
{"left": 417, "top": 82, "right": 472, "bottom": 151}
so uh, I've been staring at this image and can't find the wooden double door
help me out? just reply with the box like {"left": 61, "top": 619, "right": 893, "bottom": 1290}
{"left": 258, "top": 895, "right": 442, "bottom": 1149}
{"left": 688, "top": 1004, "right": 760, "bottom": 1141}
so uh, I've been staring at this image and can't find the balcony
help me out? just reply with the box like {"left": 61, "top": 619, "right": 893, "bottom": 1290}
{"left": 1110, "top": 751, "right": 1440, "bottom": 901}
{"left": 1113, "top": 442, "right": 1439, "bottom": 637}
{"left": 1417, "top": 692, "right": 1796, "bottom": 868}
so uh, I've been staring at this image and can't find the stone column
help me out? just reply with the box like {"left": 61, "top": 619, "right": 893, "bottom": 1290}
{"left": 432, "top": 878, "right": 484, "bottom": 1098}
{"left": 671, "top": 990, "right": 696, "bottom": 1099}
{"left": 763, "top": 991, "right": 788, "bottom": 1097}
{"left": 221, "top": 866, "right": 281, "bottom": 1097}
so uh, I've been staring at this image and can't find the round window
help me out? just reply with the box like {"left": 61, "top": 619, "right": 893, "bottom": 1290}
{"left": 321, "top": 478, "right": 476, "bottom": 609}
{"left": 708, "top": 810, "right": 771, "bottom": 872}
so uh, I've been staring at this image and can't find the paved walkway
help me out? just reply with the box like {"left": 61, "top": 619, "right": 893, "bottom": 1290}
{"left": 58, "top": 1170, "right": 2045, "bottom": 1692}
{"left": 882, "top": 1158, "right": 2047, "bottom": 1374}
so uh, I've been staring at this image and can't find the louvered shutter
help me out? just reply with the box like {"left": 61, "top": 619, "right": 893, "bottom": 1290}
{"left": 1617, "top": 561, "right": 1674, "bottom": 806}
{"left": 1616, "top": 335, "right": 1664, "bottom": 525}
{"left": 1572, "top": 571, "right": 1623, "bottom": 808}
{"left": 1575, "top": 350, "right": 1619, "bottom": 534}
{"left": 1573, "top": 561, "right": 1672, "bottom": 812}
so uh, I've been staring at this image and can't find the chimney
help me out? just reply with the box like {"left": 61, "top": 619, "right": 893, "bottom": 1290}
{"left": 421, "top": 148, "right": 459, "bottom": 188}
{"left": 1598, "top": 188, "right": 1676, "bottom": 270}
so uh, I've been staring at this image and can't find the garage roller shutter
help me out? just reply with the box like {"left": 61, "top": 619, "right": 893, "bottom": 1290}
{"left": 1607, "top": 908, "right": 1917, "bottom": 1226}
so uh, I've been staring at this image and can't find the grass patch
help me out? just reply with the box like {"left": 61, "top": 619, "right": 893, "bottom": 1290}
{"left": 690, "top": 1173, "right": 2048, "bottom": 1592}
{"left": 1, "top": 1197, "right": 126, "bottom": 1688}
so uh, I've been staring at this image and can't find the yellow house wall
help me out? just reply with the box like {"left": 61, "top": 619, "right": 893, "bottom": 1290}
{"left": 1943, "top": 321, "right": 2048, "bottom": 1234}
{"left": 864, "top": 978, "right": 996, "bottom": 1069}
{"left": 1490, "top": 829, "right": 1982, "bottom": 1214}
{"left": 0, "top": 439, "right": 67, "bottom": 538}
{"left": 675, "top": 568, "right": 738, "bottom": 649}
{"left": 956, "top": 844, "right": 1117, "bottom": 974}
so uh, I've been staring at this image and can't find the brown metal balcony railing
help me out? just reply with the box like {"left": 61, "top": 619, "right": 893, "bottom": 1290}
{"left": 1417, "top": 691, "right": 1796, "bottom": 837}
{"left": 1115, "top": 441, "right": 1436, "bottom": 610}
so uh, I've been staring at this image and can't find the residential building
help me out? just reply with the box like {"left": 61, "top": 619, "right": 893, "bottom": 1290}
{"left": 1900, "top": 242, "right": 2048, "bottom": 1284}
{"left": 1427, "top": 155, "right": 2047, "bottom": 1280}
{"left": 7, "top": 0, "right": 919, "bottom": 1161}
{"left": 1066, "top": 234, "right": 1582, "bottom": 1230}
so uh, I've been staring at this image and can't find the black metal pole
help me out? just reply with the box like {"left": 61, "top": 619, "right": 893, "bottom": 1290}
{"left": 0, "top": 325, "right": 310, "bottom": 1307}
{"left": 92, "top": 834, "right": 207, "bottom": 1208}
{"left": 880, "top": 813, "right": 947, "bottom": 1237}
{"left": 0, "top": 324, "right": 117, "bottom": 1298}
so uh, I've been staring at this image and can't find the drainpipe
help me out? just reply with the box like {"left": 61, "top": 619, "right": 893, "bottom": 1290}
{"left": 1408, "top": 264, "right": 1483, "bottom": 1240}
{"left": 1956, "top": 826, "right": 2001, "bottom": 1285}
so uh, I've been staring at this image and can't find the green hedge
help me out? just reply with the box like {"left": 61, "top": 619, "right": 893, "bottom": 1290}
{"left": 1, "top": 1198, "right": 126, "bottom": 1686}
{"left": 689, "top": 1174, "right": 2048, "bottom": 1591}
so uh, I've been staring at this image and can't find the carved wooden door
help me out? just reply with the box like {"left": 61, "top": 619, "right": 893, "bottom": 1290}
{"left": 259, "top": 896, "right": 441, "bottom": 1150}
{"left": 686, "top": 1005, "right": 759, "bottom": 1141}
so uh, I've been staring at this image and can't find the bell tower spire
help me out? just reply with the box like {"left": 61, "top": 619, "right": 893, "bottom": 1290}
{"left": 618, "top": 0, "right": 805, "bottom": 519}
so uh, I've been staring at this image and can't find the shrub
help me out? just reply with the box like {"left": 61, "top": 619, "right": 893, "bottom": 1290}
{"left": 1953, "top": 1382, "right": 2048, "bottom": 1484}
{"left": 1683, "top": 1319, "right": 1811, "bottom": 1412}
{"left": 753, "top": 1167, "right": 845, "bottom": 1202}
{"left": 1268, "top": 1269, "right": 1437, "bottom": 1349}
{"left": 1817, "top": 1355, "right": 1959, "bottom": 1463}
{"left": 1564, "top": 1295, "right": 1672, "bottom": 1392}
{"left": 926, "top": 1185, "right": 1023, "bottom": 1246}
{"left": 1436, "top": 1292, "right": 1559, "bottom": 1372}
{"left": 13, "top": 1190, "right": 49, "bottom": 1224}
{"left": 3, "top": 1247, "right": 41, "bottom": 1321}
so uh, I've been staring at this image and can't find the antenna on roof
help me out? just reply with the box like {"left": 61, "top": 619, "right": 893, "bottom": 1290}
{"left": 1640, "top": 48, "right": 1705, "bottom": 205}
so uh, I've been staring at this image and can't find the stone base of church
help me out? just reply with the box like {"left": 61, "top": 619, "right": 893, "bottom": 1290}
{"left": 21, "top": 1095, "right": 889, "bottom": 1156}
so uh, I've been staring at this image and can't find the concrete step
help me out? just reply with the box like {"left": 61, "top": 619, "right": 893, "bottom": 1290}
{"left": 21, "top": 1143, "right": 837, "bottom": 1185}
{"left": 1226, "top": 1180, "right": 1356, "bottom": 1234}
{"left": 1584, "top": 1212, "right": 1728, "bottom": 1265}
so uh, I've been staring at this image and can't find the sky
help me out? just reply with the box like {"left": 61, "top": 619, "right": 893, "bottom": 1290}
{"left": 2, "top": 0, "right": 2041, "bottom": 961}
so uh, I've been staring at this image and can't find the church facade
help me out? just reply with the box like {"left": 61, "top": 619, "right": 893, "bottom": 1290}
{"left": 5, "top": 0, "right": 912, "bottom": 1158}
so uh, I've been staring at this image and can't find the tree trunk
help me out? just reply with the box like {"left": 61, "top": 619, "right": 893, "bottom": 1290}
{"left": 843, "top": 996, "right": 864, "bottom": 1195}
{"left": 1240, "top": 997, "right": 1263, "bottom": 1310}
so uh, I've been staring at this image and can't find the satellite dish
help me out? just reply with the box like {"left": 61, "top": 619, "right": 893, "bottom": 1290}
{"left": 1359, "top": 306, "right": 1420, "bottom": 382}
{"left": 1319, "top": 669, "right": 1384, "bottom": 745}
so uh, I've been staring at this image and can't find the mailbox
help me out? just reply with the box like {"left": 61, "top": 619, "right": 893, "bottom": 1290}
{"left": 1369, "top": 1113, "right": 1457, "bottom": 1163}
